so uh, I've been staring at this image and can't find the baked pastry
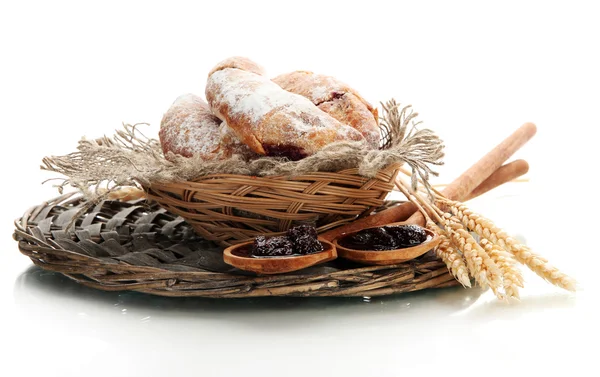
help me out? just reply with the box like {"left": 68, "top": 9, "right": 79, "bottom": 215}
{"left": 218, "top": 121, "right": 258, "bottom": 158}
{"left": 205, "top": 57, "right": 365, "bottom": 160}
{"left": 273, "top": 71, "right": 380, "bottom": 148}
{"left": 207, "top": 56, "right": 265, "bottom": 77}
{"left": 159, "top": 93, "right": 247, "bottom": 160}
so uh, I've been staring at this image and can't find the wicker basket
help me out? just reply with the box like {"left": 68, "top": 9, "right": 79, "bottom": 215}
{"left": 13, "top": 193, "right": 460, "bottom": 298}
{"left": 144, "top": 163, "right": 402, "bottom": 246}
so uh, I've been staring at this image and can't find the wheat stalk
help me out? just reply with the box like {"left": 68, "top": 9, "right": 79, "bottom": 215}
{"left": 396, "top": 176, "right": 504, "bottom": 298}
{"left": 441, "top": 215, "right": 504, "bottom": 298}
{"left": 480, "top": 238, "right": 524, "bottom": 299}
{"left": 429, "top": 225, "right": 472, "bottom": 288}
{"left": 394, "top": 171, "right": 576, "bottom": 298}
{"left": 448, "top": 201, "right": 576, "bottom": 292}
{"left": 398, "top": 185, "right": 470, "bottom": 289}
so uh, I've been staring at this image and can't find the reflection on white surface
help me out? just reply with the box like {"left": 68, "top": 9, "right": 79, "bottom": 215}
{"left": 9, "top": 264, "right": 590, "bottom": 377}
{"left": 14, "top": 265, "right": 486, "bottom": 326}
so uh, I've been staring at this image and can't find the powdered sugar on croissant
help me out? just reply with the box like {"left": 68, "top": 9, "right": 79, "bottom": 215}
{"left": 159, "top": 94, "right": 250, "bottom": 160}
{"left": 273, "top": 71, "right": 380, "bottom": 149}
{"left": 206, "top": 57, "right": 365, "bottom": 160}
{"left": 207, "top": 56, "right": 266, "bottom": 77}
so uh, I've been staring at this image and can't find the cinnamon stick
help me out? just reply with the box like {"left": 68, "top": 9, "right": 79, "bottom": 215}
{"left": 434, "top": 123, "right": 537, "bottom": 202}
{"left": 465, "top": 159, "right": 529, "bottom": 201}
{"left": 320, "top": 123, "right": 536, "bottom": 241}
{"left": 406, "top": 123, "right": 536, "bottom": 226}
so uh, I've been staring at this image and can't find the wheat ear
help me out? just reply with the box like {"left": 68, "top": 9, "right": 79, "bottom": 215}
{"left": 427, "top": 221, "right": 471, "bottom": 287}
{"left": 480, "top": 238, "right": 524, "bottom": 299}
{"left": 442, "top": 215, "right": 504, "bottom": 298}
{"left": 449, "top": 201, "right": 576, "bottom": 292}
{"left": 394, "top": 179, "right": 477, "bottom": 290}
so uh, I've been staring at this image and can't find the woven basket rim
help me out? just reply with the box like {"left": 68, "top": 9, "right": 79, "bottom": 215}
{"left": 147, "top": 162, "right": 405, "bottom": 185}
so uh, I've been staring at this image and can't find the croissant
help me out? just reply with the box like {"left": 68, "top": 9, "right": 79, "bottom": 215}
{"left": 159, "top": 93, "right": 250, "bottom": 160}
{"left": 205, "top": 57, "right": 365, "bottom": 160}
{"left": 273, "top": 71, "right": 380, "bottom": 148}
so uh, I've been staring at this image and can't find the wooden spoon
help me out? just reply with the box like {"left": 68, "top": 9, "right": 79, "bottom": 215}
{"left": 223, "top": 238, "right": 337, "bottom": 274}
{"left": 333, "top": 223, "right": 441, "bottom": 265}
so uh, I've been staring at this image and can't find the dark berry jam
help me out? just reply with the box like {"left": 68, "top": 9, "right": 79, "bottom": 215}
{"left": 339, "top": 225, "right": 429, "bottom": 251}
{"left": 262, "top": 143, "right": 307, "bottom": 161}
{"left": 250, "top": 225, "right": 324, "bottom": 257}
{"left": 331, "top": 91, "right": 345, "bottom": 100}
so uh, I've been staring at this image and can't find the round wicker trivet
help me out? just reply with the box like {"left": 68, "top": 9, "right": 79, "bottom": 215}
{"left": 13, "top": 192, "right": 460, "bottom": 298}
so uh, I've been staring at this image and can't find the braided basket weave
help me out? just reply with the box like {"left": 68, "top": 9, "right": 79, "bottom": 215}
{"left": 13, "top": 193, "right": 460, "bottom": 298}
{"left": 144, "top": 163, "right": 402, "bottom": 246}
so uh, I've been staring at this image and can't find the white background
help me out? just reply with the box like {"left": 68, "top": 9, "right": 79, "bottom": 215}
{"left": 0, "top": 1, "right": 598, "bottom": 376}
